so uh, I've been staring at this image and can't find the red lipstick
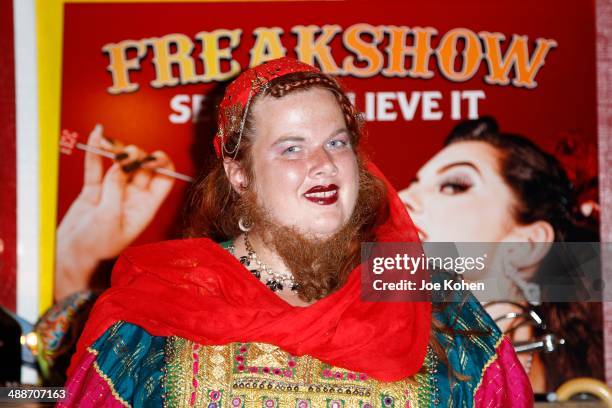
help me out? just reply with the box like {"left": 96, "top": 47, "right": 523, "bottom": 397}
{"left": 304, "top": 184, "right": 339, "bottom": 205}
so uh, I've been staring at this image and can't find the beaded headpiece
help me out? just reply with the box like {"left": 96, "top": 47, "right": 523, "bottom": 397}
{"left": 214, "top": 57, "right": 319, "bottom": 159}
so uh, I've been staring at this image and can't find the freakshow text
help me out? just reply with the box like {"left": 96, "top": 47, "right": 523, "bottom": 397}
{"left": 101, "top": 24, "right": 557, "bottom": 94}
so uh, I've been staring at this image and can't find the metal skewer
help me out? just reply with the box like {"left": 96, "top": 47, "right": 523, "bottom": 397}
{"left": 75, "top": 142, "right": 194, "bottom": 183}
{"left": 76, "top": 142, "right": 116, "bottom": 159}
{"left": 152, "top": 167, "right": 194, "bottom": 183}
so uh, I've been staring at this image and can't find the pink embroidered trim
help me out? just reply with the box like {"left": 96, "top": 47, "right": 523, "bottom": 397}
{"left": 473, "top": 337, "right": 534, "bottom": 407}
{"left": 59, "top": 349, "right": 129, "bottom": 408}
{"left": 190, "top": 343, "right": 200, "bottom": 406}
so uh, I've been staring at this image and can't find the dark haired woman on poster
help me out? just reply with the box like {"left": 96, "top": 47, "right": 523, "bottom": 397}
{"left": 59, "top": 59, "right": 531, "bottom": 407}
{"left": 400, "top": 116, "right": 603, "bottom": 394}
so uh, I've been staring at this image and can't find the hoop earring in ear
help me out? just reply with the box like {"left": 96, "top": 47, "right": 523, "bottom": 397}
{"left": 238, "top": 217, "right": 252, "bottom": 233}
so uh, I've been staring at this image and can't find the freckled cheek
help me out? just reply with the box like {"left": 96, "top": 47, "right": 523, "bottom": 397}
{"left": 258, "top": 162, "right": 307, "bottom": 199}
{"left": 336, "top": 154, "right": 359, "bottom": 193}
{"left": 283, "top": 167, "right": 306, "bottom": 187}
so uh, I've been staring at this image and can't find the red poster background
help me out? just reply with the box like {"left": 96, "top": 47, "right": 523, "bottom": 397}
{"left": 58, "top": 1, "right": 598, "bottom": 247}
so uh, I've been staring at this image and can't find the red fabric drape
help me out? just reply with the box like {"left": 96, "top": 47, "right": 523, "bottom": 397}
{"left": 68, "top": 163, "right": 431, "bottom": 382}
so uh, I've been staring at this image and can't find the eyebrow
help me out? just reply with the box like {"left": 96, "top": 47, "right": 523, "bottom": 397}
{"left": 328, "top": 128, "right": 350, "bottom": 139}
{"left": 436, "top": 161, "right": 482, "bottom": 175}
{"left": 271, "top": 136, "right": 305, "bottom": 147}
{"left": 270, "top": 128, "right": 349, "bottom": 147}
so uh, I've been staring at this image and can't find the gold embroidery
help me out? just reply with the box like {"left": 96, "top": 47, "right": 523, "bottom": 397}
{"left": 223, "top": 104, "right": 243, "bottom": 136}
{"left": 91, "top": 357, "right": 131, "bottom": 408}
{"left": 165, "top": 339, "right": 429, "bottom": 408}
{"left": 471, "top": 334, "right": 505, "bottom": 407}
{"left": 247, "top": 343, "right": 289, "bottom": 368}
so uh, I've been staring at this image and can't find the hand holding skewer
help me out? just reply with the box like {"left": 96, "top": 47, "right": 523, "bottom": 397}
{"left": 55, "top": 124, "right": 180, "bottom": 300}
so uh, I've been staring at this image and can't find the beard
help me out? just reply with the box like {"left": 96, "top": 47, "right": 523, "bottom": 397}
{"left": 234, "top": 166, "right": 386, "bottom": 302}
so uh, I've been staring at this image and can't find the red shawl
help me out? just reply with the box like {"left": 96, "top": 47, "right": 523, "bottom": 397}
{"left": 67, "top": 165, "right": 431, "bottom": 382}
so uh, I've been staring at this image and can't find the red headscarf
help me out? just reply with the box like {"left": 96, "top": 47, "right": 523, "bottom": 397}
{"left": 214, "top": 57, "right": 318, "bottom": 158}
{"left": 68, "top": 58, "right": 431, "bottom": 383}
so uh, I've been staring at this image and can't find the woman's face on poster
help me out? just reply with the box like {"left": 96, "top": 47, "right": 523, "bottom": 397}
{"left": 399, "top": 141, "right": 519, "bottom": 243}
{"left": 246, "top": 87, "right": 360, "bottom": 238}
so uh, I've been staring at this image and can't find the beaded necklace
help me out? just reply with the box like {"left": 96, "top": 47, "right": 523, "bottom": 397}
{"left": 227, "top": 234, "right": 299, "bottom": 292}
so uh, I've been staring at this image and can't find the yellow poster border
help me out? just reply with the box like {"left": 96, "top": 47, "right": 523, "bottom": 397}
{"left": 35, "top": 0, "right": 302, "bottom": 313}
{"left": 36, "top": 0, "right": 63, "bottom": 314}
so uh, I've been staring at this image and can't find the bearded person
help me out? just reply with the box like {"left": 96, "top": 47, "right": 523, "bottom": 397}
{"left": 60, "top": 58, "right": 532, "bottom": 407}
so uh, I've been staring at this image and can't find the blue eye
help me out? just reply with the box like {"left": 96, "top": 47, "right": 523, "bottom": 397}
{"left": 283, "top": 145, "right": 302, "bottom": 154}
{"left": 327, "top": 139, "right": 350, "bottom": 149}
